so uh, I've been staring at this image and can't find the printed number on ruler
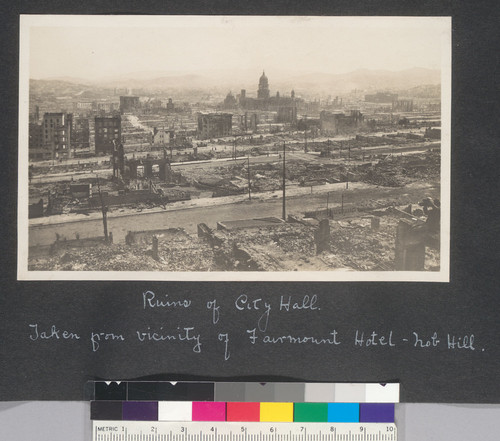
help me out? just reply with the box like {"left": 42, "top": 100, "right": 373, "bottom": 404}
{"left": 93, "top": 422, "right": 397, "bottom": 441}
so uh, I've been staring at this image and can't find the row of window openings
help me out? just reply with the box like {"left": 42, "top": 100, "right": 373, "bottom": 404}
{"left": 45, "top": 119, "right": 61, "bottom": 126}
{"left": 98, "top": 129, "right": 119, "bottom": 133}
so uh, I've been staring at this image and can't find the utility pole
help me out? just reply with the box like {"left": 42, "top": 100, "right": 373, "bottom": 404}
{"left": 326, "top": 191, "right": 330, "bottom": 218}
{"left": 96, "top": 175, "right": 109, "bottom": 243}
{"left": 170, "top": 130, "right": 174, "bottom": 160}
{"left": 304, "top": 116, "right": 308, "bottom": 153}
{"left": 346, "top": 145, "right": 350, "bottom": 189}
{"left": 247, "top": 155, "right": 251, "bottom": 200}
{"left": 282, "top": 141, "right": 286, "bottom": 220}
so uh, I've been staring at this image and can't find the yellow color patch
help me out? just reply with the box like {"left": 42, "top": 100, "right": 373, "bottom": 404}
{"left": 260, "top": 402, "right": 294, "bottom": 422}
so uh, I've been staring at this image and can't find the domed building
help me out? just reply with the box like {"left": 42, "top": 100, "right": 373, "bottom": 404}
{"left": 257, "top": 71, "right": 270, "bottom": 100}
{"left": 237, "top": 71, "right": 300, "bottom": 119}
{"left": 223, "top": 91, "right": 237, "bottom": 109}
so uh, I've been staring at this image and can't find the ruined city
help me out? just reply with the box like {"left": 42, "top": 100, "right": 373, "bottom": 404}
{"left": 26, "top": 71, "right": 442, "bottom": 273}
{"left": 25, "top": 20, "right": 444, "bottom": 274}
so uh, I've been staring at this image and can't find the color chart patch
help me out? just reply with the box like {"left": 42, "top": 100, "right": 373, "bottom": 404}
{"left": 91, "top": 401, "right": 394, "bottom": 423}
{"left": 88, "top": 381, "right": 399, "bottom": 403}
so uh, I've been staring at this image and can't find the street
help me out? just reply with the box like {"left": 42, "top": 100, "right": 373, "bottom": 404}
{"left": 28, "top": 181, "right": 439, "bottom": 248}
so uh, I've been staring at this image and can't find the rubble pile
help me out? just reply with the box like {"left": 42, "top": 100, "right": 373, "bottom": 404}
{"left": 359, "top": 151, "right": 440, "bottom": 187}
{"left": 269, "top": 228, "right": 316, "bottom": 255}
{"left": 28, "top": 233, "right": 216, "bottom": 272}
{"left": 361, "top": 165, "right": 406, "bottom": 187}
{"left": 402, "top": 151, "right": 440, "bottom": 180}
{"left": 208, "top": 224, "right": 319, "bottom": 271}
{"left": 328, "top": 217, "right": 397, "bottom": 270}
{"left": 28, "top": 244, "right": 163, "bottom": 271}
{"left": 29, "top": 208, "right": 440, "bottom": 272}
{"left": 328, "top": 215, "right": 440, "bottom": 271}
{"left": 156, "top": 238, "right": 216, "bottom": 271}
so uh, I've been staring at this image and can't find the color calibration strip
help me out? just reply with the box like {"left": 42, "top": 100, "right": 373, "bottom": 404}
{"left": 88, "top": 382, "right": 399, "bottom": 403}
{"left": 91, "top": 401, "right": 395, "bottom": 423}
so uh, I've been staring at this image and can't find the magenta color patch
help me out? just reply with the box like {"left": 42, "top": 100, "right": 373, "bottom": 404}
{"left": 192, "top": 401, "right": 226, "bottom": 421}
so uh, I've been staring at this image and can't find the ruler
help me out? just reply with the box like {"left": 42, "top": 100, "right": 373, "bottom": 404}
{"left": 93, "top": 422, "right": 397, "bottom": 441}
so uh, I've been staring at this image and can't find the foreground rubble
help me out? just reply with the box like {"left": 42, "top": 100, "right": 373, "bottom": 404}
{"left": 29, "top": 207, "right": 440, "bottom": 272}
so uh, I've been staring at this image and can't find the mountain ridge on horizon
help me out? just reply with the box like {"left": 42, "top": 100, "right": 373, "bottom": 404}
{"left": 31, "top": 67, "right": 441, "bottom": 95}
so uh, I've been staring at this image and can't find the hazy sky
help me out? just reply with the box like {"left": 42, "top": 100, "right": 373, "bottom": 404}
{"left": 25, "top": 16, "right": 449, "bottom": 81}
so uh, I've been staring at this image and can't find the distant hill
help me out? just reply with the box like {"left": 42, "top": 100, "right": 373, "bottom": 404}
{"left": 98, "top": 74, "right": 208, "bottom": 90}
{"left": 402, "top": 84, "right": 441, "bottom": 99}
{"left": 280, "top": 68, "right": 441, "bottom": 94}
{"left": 29, "top": 79, "right": 92, "bottom": 97}
{"left": 30, "top": 67, "right": 441, "bottom": 97}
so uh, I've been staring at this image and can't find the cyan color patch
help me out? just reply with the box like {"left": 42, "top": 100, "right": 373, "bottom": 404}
{"left": 327, "top": 403, "right": 359, "bottom": 422}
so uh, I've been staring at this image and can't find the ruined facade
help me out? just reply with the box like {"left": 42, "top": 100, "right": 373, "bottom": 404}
{"left": 392, "top": 99, "right": 414, "bottom": 112}
{"left": 320, "top": 110, "right": 364, "bottom": 135}
{"left": 42, "top": 112, "right": 73, "bottom": 160}
{"left": 277, "top": 105, "right": 297, "bottom": 123}
{"left": 197, "top": 113, "right": 232, "bottom": 139}
{"left": 119, "top": 96, "right": 140, "bottom": 113}
{"left": 29, "top": 123, "right": 46, "bottom": 160}
{"left": 72, "top": 117, "right": 90, "bottom": 152}
{"left": 95, "top": 116, "right": 121, "bottom": 154}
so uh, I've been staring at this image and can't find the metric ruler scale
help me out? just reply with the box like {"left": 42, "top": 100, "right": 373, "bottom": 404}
{"left": 93, "top": 422, "right": 397, "bottom": 441}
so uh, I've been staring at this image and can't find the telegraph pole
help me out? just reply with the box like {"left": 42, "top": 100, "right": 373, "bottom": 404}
{"left": 282, "top": 141, "right": 286, "bottom": 220}
{"left": 346, "top": 144, "right": 350, "bottom": 189}
{"left": 96, "top": 175, "right": 109, "bottom": 242}
{"left": 304, "top": 116, "right": 308, "bottom": 153}
{"left": 247, "top": 155, "right": 251, "bottom": 200}
{"left": 170, "top": 130, "right": 174, "bottom": 159}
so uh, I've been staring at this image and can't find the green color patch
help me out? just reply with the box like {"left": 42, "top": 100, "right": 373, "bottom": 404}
{"left": 294, "top": 403, "right": 329, "bottom": 422}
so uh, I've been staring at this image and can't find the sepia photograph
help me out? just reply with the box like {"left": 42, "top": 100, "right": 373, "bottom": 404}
{"left": 18, "top": 15, "right": 451, "bottom": 281}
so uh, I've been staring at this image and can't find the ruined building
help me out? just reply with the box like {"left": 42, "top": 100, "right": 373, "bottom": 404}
{"left": 257, "top": 71, "right": 270, "bottom": 99}
{"left": 223, "top": 92, "right": 237, "bottom": 109}
{"left": 42, "top": 112, "right": 73, "bottom": 160}
{"left": 238, "top": 71, "right": 298, "bottom": 112}
{"left": 152, "top": 128, "right": 173, "bottom": 147}
{"left": 166, "top": 98, "right": 175, "bottom": 112}
{"left": 238, "top": 112, "right": 259, "bottom": 132}
{"left": 320, "top": 110, "right": 364, "bottom": 135}
{"left": 277, "top": 105, "right": 297, "bottom": 123}
{"left": 95, "top": 116, "right": 121, "bottom": 154}
{"left": 392, "top": 99, "right": 414, "bottom": 112}
{"left": 72, "top": 117, "right": 90, "bottom": 152}
{"left": 119, "top": 96, "right": 140, "bottom": 113}
{"left": 197, "top": 113, "right": 232, "bottom": 140}
{"left": 29, "top": 123, "right": 45, "bottom": 160}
